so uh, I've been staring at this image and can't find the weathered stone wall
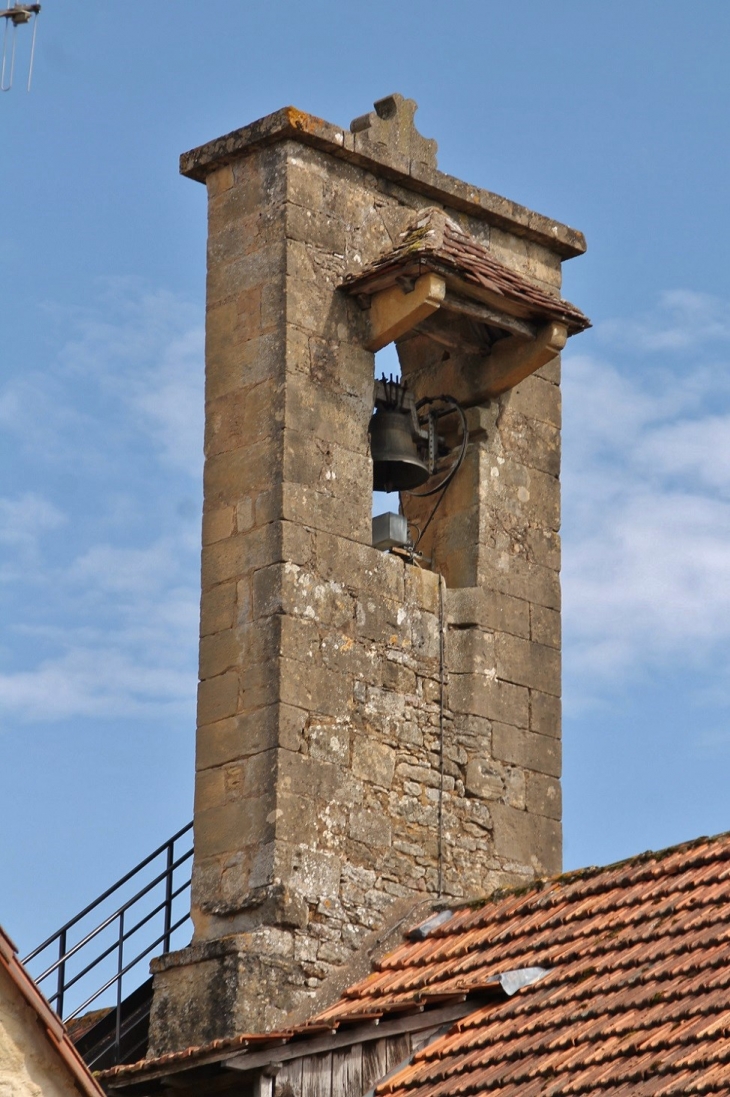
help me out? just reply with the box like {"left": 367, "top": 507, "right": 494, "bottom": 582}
{"left": 0, "top": 965, "right": 85, "bottom": 1097}
{"left": 148, "top": 105, "right": 571, "bottom": 1055}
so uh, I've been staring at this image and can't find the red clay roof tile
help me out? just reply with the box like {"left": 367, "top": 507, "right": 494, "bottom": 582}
{"left": 100, "top": 831, "right": 730, "bottom": 1095}
{"left": 340, "top": 207, "right": 591, "bottom": 336}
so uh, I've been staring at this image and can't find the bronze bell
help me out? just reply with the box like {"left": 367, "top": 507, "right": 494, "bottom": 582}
{"left": 369, "top": 404, "right": 430, "bottom": 492}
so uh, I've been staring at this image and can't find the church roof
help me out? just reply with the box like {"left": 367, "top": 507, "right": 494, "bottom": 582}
{"left": 99, "top": 829, "right": 730, "bottom": 1096}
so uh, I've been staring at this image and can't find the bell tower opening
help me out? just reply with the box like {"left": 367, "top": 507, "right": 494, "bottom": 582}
{"left": 372, "top": 344, "right": 402, "bottom": 520}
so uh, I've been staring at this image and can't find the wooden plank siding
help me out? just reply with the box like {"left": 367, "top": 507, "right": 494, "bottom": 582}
{"left": 269, "top": 1034, "right": 413, "bottom": 1097}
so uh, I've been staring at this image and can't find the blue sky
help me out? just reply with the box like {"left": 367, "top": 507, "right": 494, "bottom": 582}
{"left": 2, "top": 1, "right": 730, "bottom": 956}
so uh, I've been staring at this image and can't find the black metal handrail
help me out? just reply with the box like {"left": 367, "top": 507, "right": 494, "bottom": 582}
{"left": 23, "top": 822, "right": 193, "bottom": 1033}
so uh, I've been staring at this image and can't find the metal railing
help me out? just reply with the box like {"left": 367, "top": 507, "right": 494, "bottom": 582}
{"left": 23, "top": 822, "right": 193, "bottom": 1046}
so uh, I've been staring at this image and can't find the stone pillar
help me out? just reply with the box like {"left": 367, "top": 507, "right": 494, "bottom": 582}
{"left": 147, "top": 96, "right": 586, "bottom": 1055}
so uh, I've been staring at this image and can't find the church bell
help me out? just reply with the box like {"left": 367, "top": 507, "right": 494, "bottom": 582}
{"left": 369, "top": 378, "right": 431, "bottom": 493}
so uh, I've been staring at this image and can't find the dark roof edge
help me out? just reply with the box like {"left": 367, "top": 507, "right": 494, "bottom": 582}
{"left": 179, "top": 106, "right": 587, "bottom": 260}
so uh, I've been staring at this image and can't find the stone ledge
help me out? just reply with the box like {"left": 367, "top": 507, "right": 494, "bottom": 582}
{"left": 180, "top": 104, "right": 586, "bottom": 259}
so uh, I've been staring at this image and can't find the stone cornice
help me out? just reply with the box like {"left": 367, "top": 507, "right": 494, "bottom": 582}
{"left": 180, "top": 100, "right": 587, "bottom": 260}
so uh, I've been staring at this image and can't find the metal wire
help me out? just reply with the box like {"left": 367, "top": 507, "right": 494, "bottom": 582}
{"left": 437, "top": 573, "right": 446, "bottom": 897}
{"left": 1, "top": 17, "right": 16, "bottom": 91}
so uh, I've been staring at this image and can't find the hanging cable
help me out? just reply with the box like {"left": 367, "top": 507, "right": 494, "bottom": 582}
{"left": 437, "top": 572, "right": 446, "bottom": 897}
{"left": 406, "top": 398, "right": 469, "bottom": 551}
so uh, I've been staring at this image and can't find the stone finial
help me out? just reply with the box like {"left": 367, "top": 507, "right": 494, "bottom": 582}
{"left": 350, "top": 93, "right": 438, "bottom": 173}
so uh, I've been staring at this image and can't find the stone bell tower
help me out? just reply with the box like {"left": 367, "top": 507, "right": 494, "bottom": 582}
{"left": 147, "top": 95, "right": 588, "bottom": 1054}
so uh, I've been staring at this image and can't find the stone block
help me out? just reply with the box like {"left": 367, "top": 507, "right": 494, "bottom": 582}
{"left": 524, "top": 521, "right": 561, "bottom": 570}
{"left": 282, "top": 481, "right": 371, "bottom": 544}
{"left": 196, "top": 706, "right": 287, "bottom": 771}
{"left": 279, "top": 657, "right": 351, "bottom": 719}
{"left": 284, "top": 371, "right": 369, "bottom": 450}
{"left": 348, "top": 807, "right": 392, "bottom": 848}
{"left": 445, "top": 587, "right": 530, "bottom": 639}
{"left": 193, "top": 767, "right": 225, "bottom": 814}
{"left": 472, "top": 548, "right": 561, "bottom": 610}
{"left": 195, "top": 794, "right": 274, "bottom": 859}
{"left": 206, "top": 245, "right": 285, "bottom": 308}
{"left": 202, "top": 504, "right": 235, "bottom": 546}
{"left": 315, "top": 530, "right": 405, "bottom": 600}
{"left": 495, "top": 634, "right": 560, "bottom": 696}
{"left": 352, "top": 736, "right": 396, "bottom": 788}
{"left": 403, "top": 563, "right": 440, "bottom": 615}
{"left": 207, "top": 327, "right": 286, "bottom": 402}
{"left": 239, "top": 658, "right": 280, "bottom": 712}
{"left": 504, "top": 373, "right": 561, "bottom": 429}
{"left": 238, "top": 618, "right": 279, "bottom": 666}
{"left": 286, "top": 202, "right": 347, "bottom": 255}
{"left": 277, "top": 748, "right": 345, "bottom": 801}
{"left": 447, "top": 627, "right": 496, "bottom": 674}
{"left": 308, "top": 720, "right": 350, "bottom": 765}
{"left": 199, "top": 627, "right": 239, "bottom": 681}
{"left": 286, "top": 847, "right": 342, "bottom": 902}
{"left": 525, "top": 772, "right": 562, "bottom": 821}
{"left": 204, "top": 439, "right": 283, "bottom": 506}
{"left": 490, "top": 802, "right": 561, "bottom": 876}
{"left": 283, "top": 429, "right": 371, "bottom": 500}
{"left": 320, "top": 632, "right": 377, "bottom": 682}
{"left": 205, "top": 378, "right": 283, "bottom": 458}
{"left": 207, "top": 164, "right": 234, "bottom": 197}
{"left": 200, "top": 581, "right": 235, "bottom": 637}
{"left": 448, "top": 673, "right": 529, "bottom": 729}
{"left": 492, "top": 724, "right": 561, "bottom": 778}
{"left": 530, "top": 690, "right": 561, "bottom": 739}
{"left": 465, "top": 758, "right": 504, "bottom": 800}
{"left": 202, "top": 523, "right": 281, "bottom": 589}
{"left": 497, "top": 409, "right": 560, "bottom": 478}
{"left": 197, "top": 672, "right": 239, "bottom": 726}
{"left": 531, "top": 604, "right": 560, "bottom": 650}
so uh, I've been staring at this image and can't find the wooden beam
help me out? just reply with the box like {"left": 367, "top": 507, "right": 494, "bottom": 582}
{"left": 366, "top": 273, "right": 446, "bottom": 352}
{"left": 472, "top": 321, "right": 567, "bottom": 400}
{"left": 440, "top": 291, "right": 538, "bottom": 340}
{"left": 225, "top": 1001, "right": 472, "bottom": 1074}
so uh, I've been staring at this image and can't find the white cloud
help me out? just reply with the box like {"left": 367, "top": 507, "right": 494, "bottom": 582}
{"left": 563, "top": 312, "right": 730, "bottom": 703}
{"left": 0, "top": 282, "right": 203, "bottom": 725}
{"left": 0, "top": 493, "right": 66, "bottom": 549}
{"left": 0, "top": 281, "right": 204, "bottom": 479}
{"left": 57, "top": 281, "right": 205, "bottom": 478}
{"left": 0, "top": 493, "right": 66, "bottom": 583}
{"left": 131, "top": 325, "right": 205, "bottom": 478}
{"left": 598, "top": 289, "right": 730, "bottom": 352}
{"left": 0, "top": 646, "right": 195, "bottom": 723}
{"left": 0, "top": 535, "right": 199, "bottom": 723}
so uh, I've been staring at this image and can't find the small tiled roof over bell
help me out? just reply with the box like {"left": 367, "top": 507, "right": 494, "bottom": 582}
{"left": 341, "top": 207, "right": 591, "bottom": 336}
{"left": 99, "top": 830, "right": 730, "bottom": 1096}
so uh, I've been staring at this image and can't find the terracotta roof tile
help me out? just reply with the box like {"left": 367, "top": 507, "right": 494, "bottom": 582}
{"left": 340, "top": 207, "right": 591, "bottom": 335}
{"left": 100, "top": 831, "right": 730, "bottom": 1095}
{"left": 324, "top": 832, "right": 730, "bottom": 1097}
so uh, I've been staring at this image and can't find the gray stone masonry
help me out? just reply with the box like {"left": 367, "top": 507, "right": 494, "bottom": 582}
{"left": 147, "top": 95, "right": 586, "bottom": 1056}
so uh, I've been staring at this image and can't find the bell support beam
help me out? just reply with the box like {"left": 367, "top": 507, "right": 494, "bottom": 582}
{"left": 398, "top": 320, "right": 568, "bottom": 410}
{"left": 469, "top": 320, "right": 568, "bottom": 403}
{"left": 365, "top": 273, "right": 446, "bottom": 352}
